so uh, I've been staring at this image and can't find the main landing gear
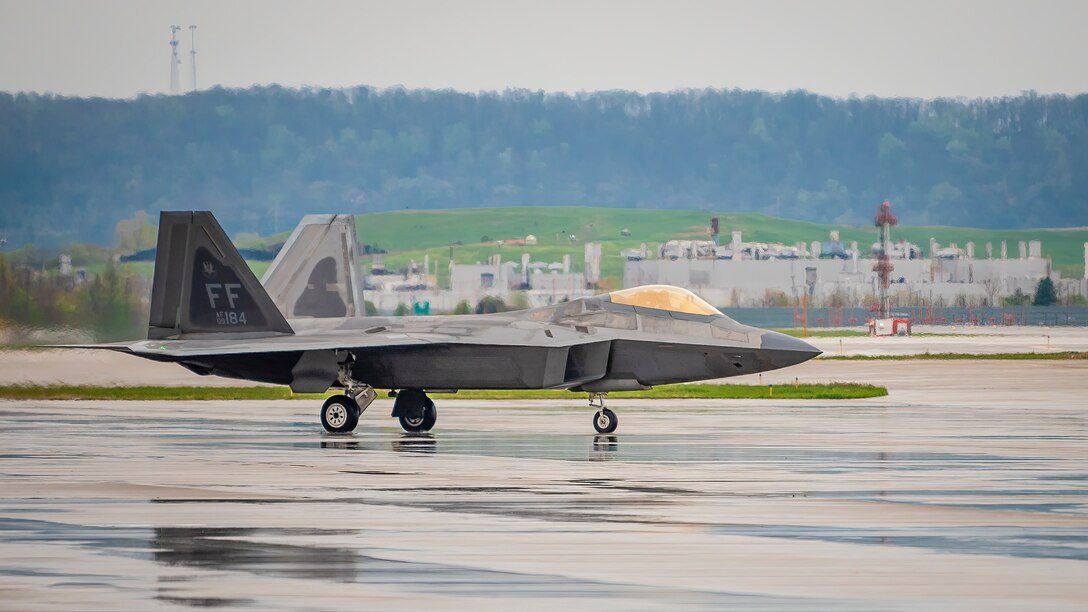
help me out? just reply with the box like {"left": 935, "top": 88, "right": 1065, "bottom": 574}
{"left": 319, "top": 387, "right": 438, "bottom": 434}
{"left": 391, "top": 388, "right": 437, "bottom": 433}
{"left": 320, "top": 395, "right": 361, "bottom": 433}
{"left": 589, "top": 392, "right": 618, "bottom": 434}
{"left": 320, "top": 360, "right": 377, "bottom": 434}
{"left": 318, "top": 369, "right": 438, "bottom": 435}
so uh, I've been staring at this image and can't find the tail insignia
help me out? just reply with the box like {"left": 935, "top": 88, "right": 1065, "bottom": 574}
{"left": 191, "top": 247, "right": 269, "bottom": 329}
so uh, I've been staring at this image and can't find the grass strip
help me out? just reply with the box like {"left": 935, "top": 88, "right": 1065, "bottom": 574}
{"left": 821, "top": 351, "right": 1088, "bottom": 361}
{"left": 427, "top": 383, "right": 886, "bottom": 400}
{"left": 0, "top": 382, "right": 886, "bottom": 401}
{"left": 0, "top": 385, "right": 298, "bottom": 401}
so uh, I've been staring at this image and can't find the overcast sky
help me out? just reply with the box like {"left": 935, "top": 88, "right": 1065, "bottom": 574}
{"left": 1, "top": 0, "right": 1085, "bottom": 100}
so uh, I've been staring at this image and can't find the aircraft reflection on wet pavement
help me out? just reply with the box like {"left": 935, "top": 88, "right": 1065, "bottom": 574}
{"left": 319, "top": 433, "right": 620, "bottom": 458}
{"left": 304, "top": 430, "right": 1037, "bottom": 466}
{"left": 59, "top": 211, "right": 819, "bottom": 435}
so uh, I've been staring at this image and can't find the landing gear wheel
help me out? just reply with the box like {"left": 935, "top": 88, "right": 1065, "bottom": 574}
{"left": 399, "top": 397, "right": 437, "bottom": 433}
{"left": 321, "top": 395, "right": 360, "bottom": 433}
{"left": 593, "top": 408, "right": 618, "bottom": 434}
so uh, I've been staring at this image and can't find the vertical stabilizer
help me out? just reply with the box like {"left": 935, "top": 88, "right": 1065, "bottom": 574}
{"left": 149, "top": 211, "right": 294, "bottom": 339}
{"left": 261, "top": 214, "right": 365, "bottom": 318}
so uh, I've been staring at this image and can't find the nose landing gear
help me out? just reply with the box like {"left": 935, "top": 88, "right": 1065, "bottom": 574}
{"left": 589, "top": 392, "right": 618, "bottom": 433}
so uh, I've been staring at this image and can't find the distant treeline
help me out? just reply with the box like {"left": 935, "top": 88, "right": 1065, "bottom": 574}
{"left": 0, "top": 253, "right": 147, "bottom": 342}
{"left": 1, "top": 86, "right": 1086, "bottom": 246}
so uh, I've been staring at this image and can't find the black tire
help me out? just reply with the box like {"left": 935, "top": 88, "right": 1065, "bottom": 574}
{"left": 321, "top": 395, "right": 359, "bottom": 433}
{"left": 399, "top": 397, "right": 437, "bottom": 433}
{"left": 593, "top": 408, "right": 618, "bottom": 434}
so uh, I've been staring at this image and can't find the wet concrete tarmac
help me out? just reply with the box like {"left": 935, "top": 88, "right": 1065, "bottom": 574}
{"left": 1, "top": 362, "right": 1087, "bottom": 609}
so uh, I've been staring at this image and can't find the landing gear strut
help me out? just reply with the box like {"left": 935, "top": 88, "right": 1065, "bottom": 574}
{"left": 320, "top": 356, "right": 377, "bottom": 434}
{"left": 392, "top": 388, "right": 437, "bottom": 433}
{"left": 589, "top": 392, "right": 618, "bottom": 434}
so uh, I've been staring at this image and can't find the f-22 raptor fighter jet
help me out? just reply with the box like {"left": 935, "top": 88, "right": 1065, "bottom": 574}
{"left": 76, "top": 211, "right": 820, "bottom": 434}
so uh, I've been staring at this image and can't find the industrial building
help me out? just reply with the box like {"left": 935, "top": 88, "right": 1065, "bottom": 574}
{"left": 625, "top": 235, "right": 1074, "bottom": 308}
{"left": 320, "top": 204, "right": 1086, "bottom": 315}
{"left": 625, "top": 205, "right": 1087, "bottom": 309}
{"left": 363, "top": 243, "right": 602, "bottom": 313}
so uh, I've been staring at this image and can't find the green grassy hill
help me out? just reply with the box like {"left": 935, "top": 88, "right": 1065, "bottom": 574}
{"left": 106, "top": 207, "right": 1083, "bottom": 286}
{"left": 348, "top": 207, "right": 1087, "bottom": 286}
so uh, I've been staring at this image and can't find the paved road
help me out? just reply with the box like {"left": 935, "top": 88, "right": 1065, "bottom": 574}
{"left": 1, "top": 360, "right": 1086, "bottom": 609}
{"left": 806, "top": 325, "right": 1088, "bottom": 357}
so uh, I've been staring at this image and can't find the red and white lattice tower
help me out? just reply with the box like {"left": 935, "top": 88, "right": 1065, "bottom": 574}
{"left": 873, "top": 201, "right": 898, "bottom": 319}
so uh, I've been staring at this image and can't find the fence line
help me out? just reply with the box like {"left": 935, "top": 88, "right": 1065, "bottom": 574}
{"left": 720, "top": 306, "right": 1088, "bottom": 328}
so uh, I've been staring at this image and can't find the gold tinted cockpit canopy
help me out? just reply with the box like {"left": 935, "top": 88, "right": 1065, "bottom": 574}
{"left": 608, "top": 285, "right": 723, "bottom": 316}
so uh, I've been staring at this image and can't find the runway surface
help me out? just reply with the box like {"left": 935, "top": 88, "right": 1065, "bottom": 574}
{"left": 1, "top": 360, "right": 1086, "bottom": 609}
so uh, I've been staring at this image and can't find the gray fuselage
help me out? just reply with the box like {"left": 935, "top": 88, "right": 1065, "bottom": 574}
{"left": 158, "top": 293, "right": 820, "bottom": 393}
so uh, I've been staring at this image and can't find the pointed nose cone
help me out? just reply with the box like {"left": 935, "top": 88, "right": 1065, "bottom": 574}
{"left": 759, "top": 330, "right": 822, "bottom": 370}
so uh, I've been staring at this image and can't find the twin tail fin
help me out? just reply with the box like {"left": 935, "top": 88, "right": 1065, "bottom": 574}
{"left": 260, "top": 214, "right": 364, "bottom": 318}
{"left": 148, "top": 211, "right": 294, "bottom": 339}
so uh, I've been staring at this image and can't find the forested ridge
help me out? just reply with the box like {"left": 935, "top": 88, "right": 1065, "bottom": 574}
{"left": 1, "top": 86, "right": 1086, "bottom": 246}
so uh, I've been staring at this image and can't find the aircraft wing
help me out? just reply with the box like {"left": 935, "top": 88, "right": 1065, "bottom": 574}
{"left": 51, "top": 324, "right": 610, "bottom": 360}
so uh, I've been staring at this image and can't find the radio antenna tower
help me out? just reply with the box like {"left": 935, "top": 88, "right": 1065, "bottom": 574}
{"left": 872, "top": 201, "right": 899, "bottom": 319}
{"left": 169, "top": 25, "right": 181, "bottom": 95}
{"left": 188, "top": 25, "right": 197, "bottom": 92}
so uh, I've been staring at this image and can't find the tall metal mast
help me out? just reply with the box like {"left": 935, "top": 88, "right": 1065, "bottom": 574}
{"left": 169, "top": 25, "right": 181, "bottom": 95}
{"left": 188, "top": 25, "right": 197, "bottom": 92}
{"left": 872, "top": 201, "right": 898, "bottom": 319}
